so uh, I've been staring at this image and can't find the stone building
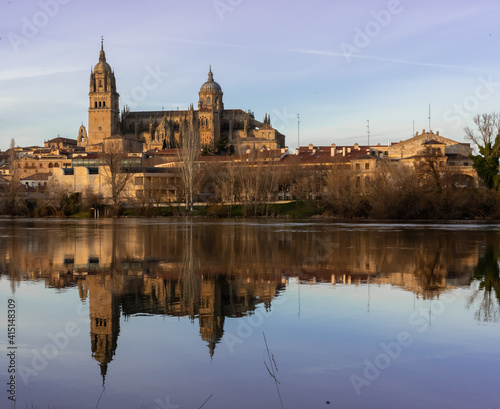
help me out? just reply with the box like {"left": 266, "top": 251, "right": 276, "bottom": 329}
{"left": 78, "top": 42, "right": 285, "bottom": 153}
{"left": 389, "top": 129, "right": 472, "bottom": 159}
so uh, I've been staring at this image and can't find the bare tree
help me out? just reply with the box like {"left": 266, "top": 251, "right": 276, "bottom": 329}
{"left": 100, "top": 139, "right": 136, "bottom": 215}
{"left": 464, "top": 112, "right": 500, "bottom": 152}
{"left": 464, "top": 113, "right": 500, "bottom": 189}
{"left": 414, "top": 146, "right": 447, "bottom": 194}
{"left": 215, "top": 161, "right": 238, "bottom": 216}
{"left": 177, "top": 120, "right": 200, "bottom": 213}
{"left": 5, "top": 138, "right": 24, "bottom": 215}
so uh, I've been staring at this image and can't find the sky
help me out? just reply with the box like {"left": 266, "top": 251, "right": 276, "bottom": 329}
{"left": 1, "top": 0, "right": 500, "bottom": 151}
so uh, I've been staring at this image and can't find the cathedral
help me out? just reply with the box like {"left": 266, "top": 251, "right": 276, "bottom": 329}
{"left": 77, "top": 41, "right": 286, "bottom": 153}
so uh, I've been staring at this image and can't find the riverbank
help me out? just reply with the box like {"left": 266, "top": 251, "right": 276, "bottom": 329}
{"left": 3, "top": 186, "right": 500, "bottom": 220}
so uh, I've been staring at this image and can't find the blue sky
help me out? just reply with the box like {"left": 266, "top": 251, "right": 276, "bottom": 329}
{"left": 1, "top": 0, "right": 500, "bottom": 150}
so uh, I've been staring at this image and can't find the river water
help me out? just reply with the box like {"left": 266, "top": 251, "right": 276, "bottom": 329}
{"left": 0, "top": 219, "right": 499, "bottom": 409}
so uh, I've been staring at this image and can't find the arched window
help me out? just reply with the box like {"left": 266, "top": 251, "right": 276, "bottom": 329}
{"left": 95, "top": 102, "right": 97, "bottom": 108}
{"left": 206, "top": 97, "right": 211, "bottom": 105}
{"left": 54, "top": 163, "right": 60, "bottom": 168}
{"left": 99, "top": 80, "right": 102, "bottom": 87}
{"left": 99, "top": 101, "right": 102, "bottom": 108}
{"left": 103, "top": 101, "right": 106, "bottom": 107}
{"left": 48, "top": 163, "right": 53, "bottom": 168}
{"left": 200, "top": 97, "right": 204, "bottom": 106}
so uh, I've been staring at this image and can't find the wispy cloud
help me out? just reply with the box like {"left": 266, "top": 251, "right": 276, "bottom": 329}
{"left": 288, "top": 48, "right": 500, "bottom": 74}
{"left": 0, "top": 67, "right": 84, "bottom": 82}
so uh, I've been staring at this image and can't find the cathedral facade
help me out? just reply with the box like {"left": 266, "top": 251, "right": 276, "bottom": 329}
{"left": 78, "top": 42, "right": 286, "bottom": 153}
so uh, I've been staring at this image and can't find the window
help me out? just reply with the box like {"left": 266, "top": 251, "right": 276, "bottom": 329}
{"left": 365, "top": 163, "right": 370, "bottom": 170}
{"left": 355, "top": 163, "right": 360, "bottom": 170}
{"left": 206, "top": 97, "right": 211, "bottom": 105}
{"left": 103, "top": 101, "right": 106, "bottom": 107}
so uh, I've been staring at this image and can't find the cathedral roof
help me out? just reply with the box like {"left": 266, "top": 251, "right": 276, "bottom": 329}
{"left": 200, "top": 67, "right": 222, "bottom": 92}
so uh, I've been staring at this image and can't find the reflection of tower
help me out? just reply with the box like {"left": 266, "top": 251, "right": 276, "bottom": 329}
{"left": 87, "top": 275, "right": 120, "bottom": 384}
{"left": 198, "top": 277, "right": 225, "bottom": 358}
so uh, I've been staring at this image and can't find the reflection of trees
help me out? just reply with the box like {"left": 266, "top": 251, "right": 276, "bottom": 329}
{"left": 467, "top": 247, "right": 500, "bottom": 322}
{"left": 412, "top": 250, "right": 447, "bottom": 299}
{"left": 179, "top": 223, "right": 200, "bottom": 317}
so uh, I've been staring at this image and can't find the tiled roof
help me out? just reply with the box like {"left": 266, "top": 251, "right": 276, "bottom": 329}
{"left": 423, "top": 139, "right": 445, "bottom": 145}
{"left": 21, "top": 172, "right": 51, "bottom": 181}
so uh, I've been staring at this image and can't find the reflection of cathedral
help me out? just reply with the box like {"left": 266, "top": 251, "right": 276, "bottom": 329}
{"left": 3, "top": 220, "right": 499, "bottom": 381}
{"left": 77, "top": 41, "right": 286, "bottom": 152}
{"left": 77, "top": 271, "right": 283, "bottom": 381}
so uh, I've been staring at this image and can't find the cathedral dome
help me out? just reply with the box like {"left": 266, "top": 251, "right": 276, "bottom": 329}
{"left": 94, "top": 59, "right": 112, "bottom": 74}
{"left": 200, "top": 68, "right": 222, "bottom": 92}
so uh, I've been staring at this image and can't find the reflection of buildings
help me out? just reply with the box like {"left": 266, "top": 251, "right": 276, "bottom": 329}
{"left": 75, "top": 271, "right": 283, "bottom": 382}
{"left": 3, "top": 220, "right": 500, "bottom": 378}
{"left": 1, "top": 220, "right": 493, "bottom": 299}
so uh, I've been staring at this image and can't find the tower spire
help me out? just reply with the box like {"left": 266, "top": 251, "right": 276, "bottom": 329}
{"left": 99, "top": 36, "right": 106, "bottom": 62}
{"left": 208, "top": 64, "right": 213, "bottom": 82}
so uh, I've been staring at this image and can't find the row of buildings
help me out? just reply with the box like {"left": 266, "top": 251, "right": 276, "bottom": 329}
{"left": 0, "top": 42, "right": 478, "bottom": 204}
{"left": 0, "top": 130, "right": 479, "bottom": 205}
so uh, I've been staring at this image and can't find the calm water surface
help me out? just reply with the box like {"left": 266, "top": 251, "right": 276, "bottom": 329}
{"left": 0, "top": 219, "right": 499, "bottom": 409}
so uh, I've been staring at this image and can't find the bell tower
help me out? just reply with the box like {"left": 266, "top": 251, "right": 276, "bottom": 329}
{"left": 88, "top": 39, "right": 120, "bottom": 146}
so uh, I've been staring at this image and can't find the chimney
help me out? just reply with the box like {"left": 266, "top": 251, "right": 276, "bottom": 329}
{"left": 347, "top": 147, "right": 351, "bottom": 153}
{"left": 281, "top": 147, "right": 285, "bottom": 154}
{"left": 331, "top": 143, "right": 336, "bottom": 157}
{"left": 295, "top": 148, "right": 299, "bottom": 155}
{"left": 308, "top": 143, "right": 314, "bottom": 151}
{"left": 343, "top": 147, "right": 346, "bottom": 156}
{"left": 354, "top": 143, "right": 359, "bottom": 150}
